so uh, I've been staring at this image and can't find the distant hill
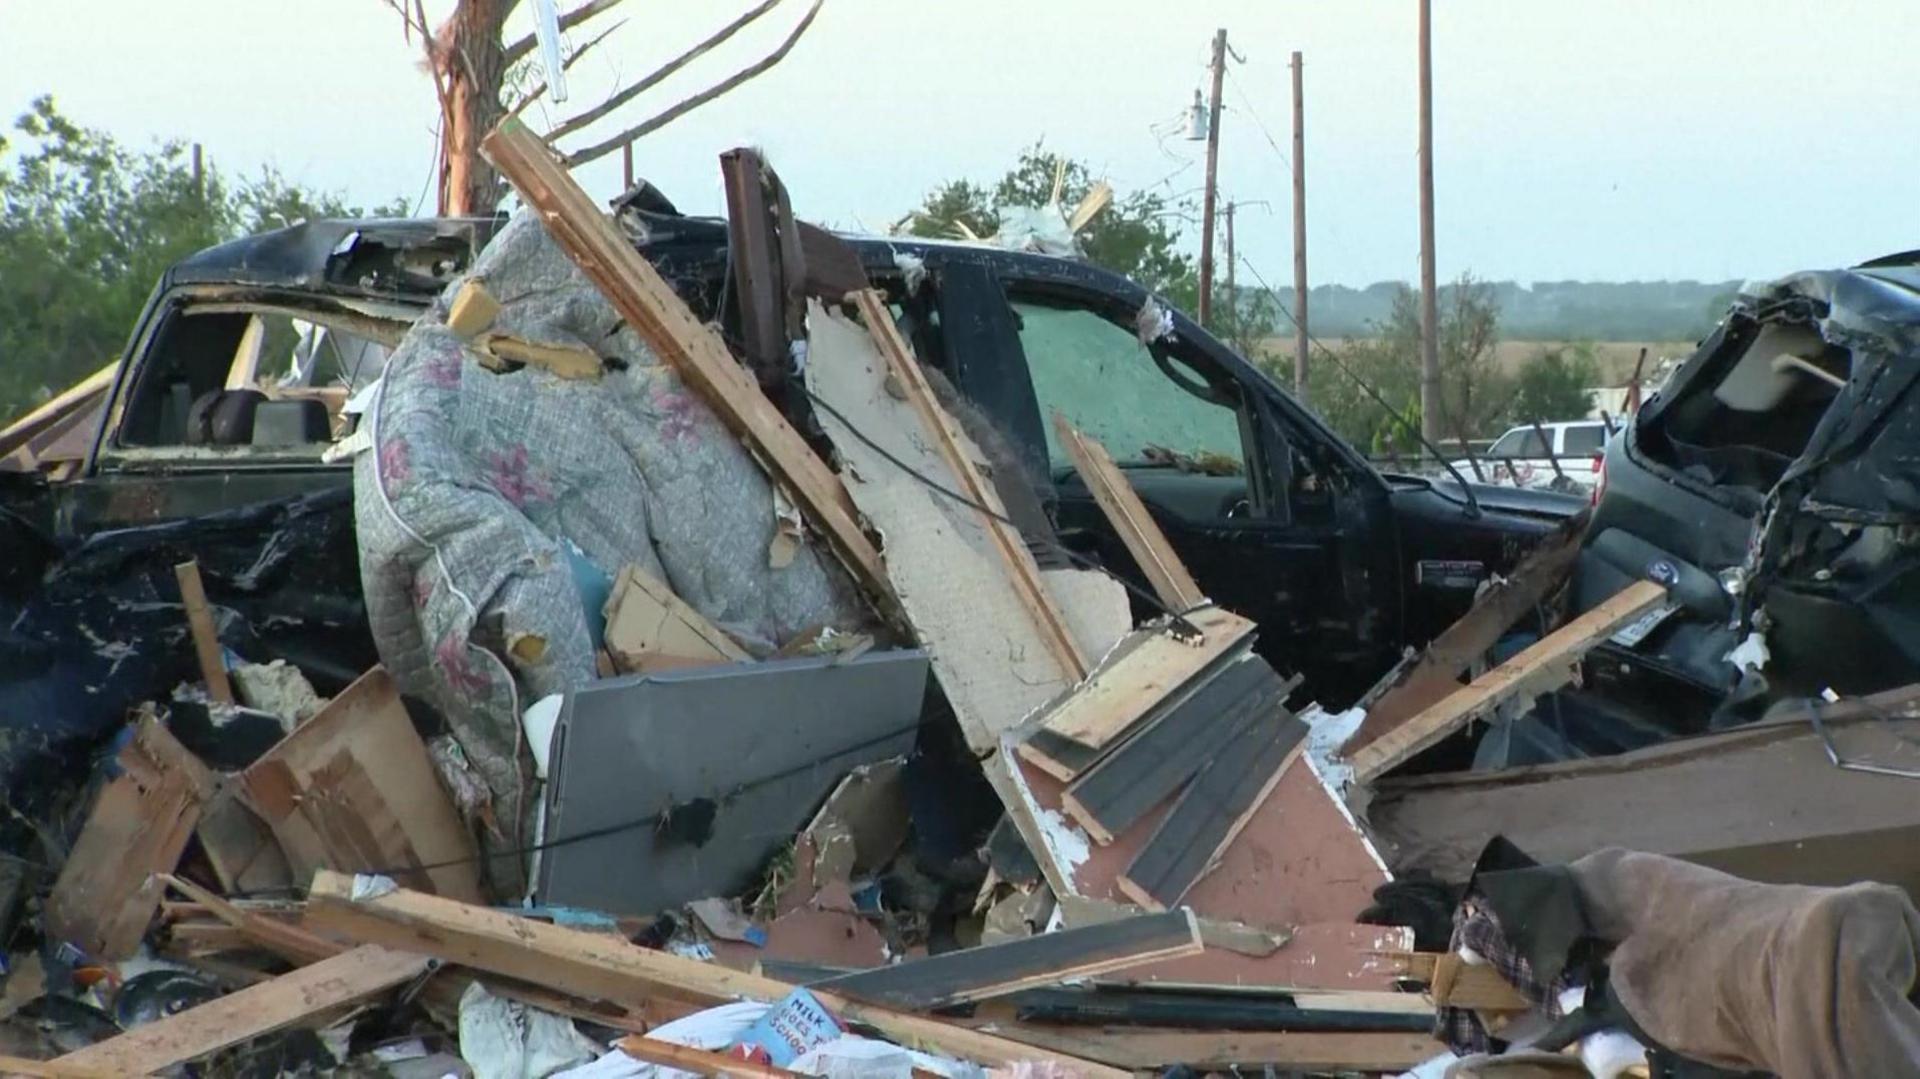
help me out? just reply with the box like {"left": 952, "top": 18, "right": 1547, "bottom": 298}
{"left": 1240, "top": 279, "right": 1740, "bottom": 343}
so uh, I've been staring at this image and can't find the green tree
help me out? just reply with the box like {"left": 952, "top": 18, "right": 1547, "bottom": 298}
{"left": 1505, "top": 343, "right": 1598, "bottom": 428}
{"left": 907, "top": 142, "right": 1199, "bottom": 302}
{"left": 1295, "top": 273, "right": 1509, "bottom": 453}
{"left": 0, "top": 96, "right": 404, "bottom": 418}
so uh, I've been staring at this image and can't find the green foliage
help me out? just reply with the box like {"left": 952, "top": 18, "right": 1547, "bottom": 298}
{"left": 908, "top": 141, "right": 1198, "bottom": 300}
{"left": 0, "top": 95, "right": 406, "bottom": 419}
{"left": 1508, "top": 343, "right": 1598, "bottom": 427}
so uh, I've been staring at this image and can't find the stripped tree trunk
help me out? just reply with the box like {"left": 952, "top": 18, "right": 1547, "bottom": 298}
{"left": 434, "top": 0, "right": 511, "bottom": 215}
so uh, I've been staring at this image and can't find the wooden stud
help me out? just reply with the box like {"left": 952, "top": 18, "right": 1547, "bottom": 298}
{"left": 1053, "top": 413, "right": 1203, "bottom": 611}
{"left": 812, "top": 909, "right": 1201, "bottom": 1010}
{"left": 851, "top": 289, "right": 1088, "bottom": 678}
{"left": 615, "top": 1036, "right": 801, "bottom": 1078}
{"left": 479, "top": 120, "right": 892, "bottom": 609}
{"left": 53, "top": 945, "right": 430, "bottom": 1075}
{"left": 304, "top": 870, "right": 1127, "bottom": 1077}
{"left": 173, "top": 560, "right": 232, "bottom": 704}
{"left": 1347, "top": 579, "right": 1668, "bottom": 783}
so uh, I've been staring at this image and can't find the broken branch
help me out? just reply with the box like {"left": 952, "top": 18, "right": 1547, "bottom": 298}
{"left": 547, "top": 0, "right": 785, "bottom": 143}
{"left": 560, "top": 0, "right": 823, "bottom": 168}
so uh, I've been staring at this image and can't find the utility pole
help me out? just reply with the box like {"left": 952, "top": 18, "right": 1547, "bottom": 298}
{"left": 1417, "top": 0, "right": 1441, "bottom": 442}
{"left": 1197, "top": 28, "right": 1227, "bottom": 328}
{"left": 622, "top": 141, "right": 634, "bottom": 190}
{"left": 1223, "top": 201, "right": 1236, "bottom": 326}
{"left": 1290, "top": 51, "right": 1309, "bottom": 402}
{"left": 191, "top": 143, "right": 205, "bottom": 204}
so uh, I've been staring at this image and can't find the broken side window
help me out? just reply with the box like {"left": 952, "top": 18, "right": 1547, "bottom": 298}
{"left": 1010, "top": 299, "right": 1245, "bottom": 475}
{"left": 116, "top": 300, "right": 402, "bottom": 453}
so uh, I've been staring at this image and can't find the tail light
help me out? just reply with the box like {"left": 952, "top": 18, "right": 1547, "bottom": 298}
{"left": 1591, "top": 451, "right": 1607, "bottom": 505}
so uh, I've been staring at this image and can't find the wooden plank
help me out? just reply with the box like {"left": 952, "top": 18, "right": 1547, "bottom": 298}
{"left": 941, "top": 1019, "right": 1442, "bottom": 1071}
{"left": 851, "top": 288, "right": 1087, "bottom": 678}
{"left": 1054, "top": 413, "right": 1203, "bottom": 611}
{"left": 478, "top": 119, "right": 891, "bottom": 607}
{"left": 45, "top": 716, "right": 215, "bottom": 960}
{"left": 195, "top": 788, "right": 294, "bottom": 896}
{"left": 1023, "top": 607, "right": 1255, "bottom": 757}
{"left": 173, "top": 561, "right": 232, "bottom": 704}
{"left": 616, "top": 1035, "right": 800, "bottom": 1078}
{"left": 812, "top": 910, "right": 1201, "bottom": 1010}
{"left": 304, "top": 871, "right": 1127, "bottom": 1077}
{"left": 239, "top": 667, "right": 482, "bottom": 902}
{"left": 161, "top": 874, "right": 340, "bottom": 966}
{"left": 1064, "top": 656, "right": 1282, "bottom": 844}
{"left": 53, "top": 945, "right": 429, "bottom": 1074}
{"left": 1119, "top": 718, "right": 1308, "bottom": 911}
{"left": 1345, "top": 510, "right": 1588, "bottom": 755}
{"left": 1374, "top": 952, "right": 1532, "bottom": 1011}
{"left": 0, "top": 1054, "right": 116, "bottom": 1078}
{"left": 1347, "top": 578, "right": 1668, "bottom": 783}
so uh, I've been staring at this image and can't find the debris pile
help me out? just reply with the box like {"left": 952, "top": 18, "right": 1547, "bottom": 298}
{"left": 3, "top": 117, "right": 1919, "bottom": 1079}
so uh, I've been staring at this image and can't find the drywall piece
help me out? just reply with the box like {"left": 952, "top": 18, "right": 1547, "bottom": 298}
{"left": 602, "top": 563, "right": 751, "bottom": 674}
{"left": 1119, "top": 717, "right": 1309, "bottom": 910}
{"left": 1054, "top": 413, "right": 1204, "bottom": 611}
{"left": 1024, "top": 607, "right": 1256, "bottom": 759}
{"left": 45, "top": 715, "right": 216, "bottom": 960}
{"left": 805, "top": 302, "right": 1077, "bottom": 751}
{"left": 239, "top": 667, "right": 483, "bottom": 903}
{"left": 53, "top": 945, "right": 430, "bottom": 1074}
{"left": 1368, "top": 685, "right": 1920, "bottom": 891}
{"left": 1064, "top": 655, "right": 1286, "bottom": 843}
{"left": 304, "top": 871, "right": 1127, "bottom": 1077}
{"left": 1041, "top": 567, "right": 1134, "bottom": 662}
{"left": 1344, "top": 510, "right": 1588, "bottom": 755}
{"left": 800, "top": 758, "right": 908, "bottom": 884}
{"left": 535, "top": 652, "right": 926, "bottom": 916}
{"left": 1347, "top": 579, "right": 1669, "bottom": 783}
{"left": 848, "top": 289, "right": 1088, "bottom": 679}
{"left": 480, "top": 120, "right": 890, "bottom": 605}
{"left": 230, "top": 659, "right": 326, "bottom": 725}
{"left": 195, "top": 788, "right": 295, "bottom": 896}
{"left": 812, "top": 909, "right": 1202, "bottom": 1010}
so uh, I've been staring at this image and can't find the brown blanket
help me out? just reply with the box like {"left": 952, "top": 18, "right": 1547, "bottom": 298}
{"left": 1568, "top": 847, "right": 1920, "bottom": 1076}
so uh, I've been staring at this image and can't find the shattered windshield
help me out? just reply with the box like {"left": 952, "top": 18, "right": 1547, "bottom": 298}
{"left": 1011, "top": 300, "right": 1244, "bottom": 474}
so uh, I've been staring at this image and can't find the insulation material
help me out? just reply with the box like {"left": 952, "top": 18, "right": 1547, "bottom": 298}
{"left": 354, "top": 213, "right": 870, "bottom": 881}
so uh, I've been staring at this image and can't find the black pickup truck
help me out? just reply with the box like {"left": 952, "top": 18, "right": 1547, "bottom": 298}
{"left": 0, "top": 208, "right": 1579, "bottom": 748}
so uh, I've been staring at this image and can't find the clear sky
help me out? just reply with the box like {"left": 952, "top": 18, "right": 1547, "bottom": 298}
{"left": 3, "top": 0, "right": 1914, "bottom": 287}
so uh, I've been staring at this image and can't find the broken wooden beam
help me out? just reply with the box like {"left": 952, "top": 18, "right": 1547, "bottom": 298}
{"left": 479, "top": 119, "right": 892, "bottom": 608}
{"left": 1344, "top": 509, "right": 1588, "bottom": 756}
{"left": 52, "top": 945, "right": 430, "bottom": 1075}
{"left": 174, "top": 560, "right": 233, "bottom": 704}
{"left": 1346, "top": 578, "right": 1669, "bottom": 783}
{"left": 810, "top": 909, "right": 1201, "bottom": 1010}
{"left": 45, "top": 714, "right": 216, "bottom": 960}
{"left": 1054, "top": 413, "right": 1204, "bottom": 612}
{"left": 304, "top": 870, "right": 1127, "bottom": 1077}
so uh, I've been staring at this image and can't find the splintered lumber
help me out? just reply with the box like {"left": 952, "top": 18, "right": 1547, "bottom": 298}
{"left": 478, "top": 332, "right": 604, "bottom": 379}
{"left": 617, "top": 1036, "right": 800, "bottom": 1078}
{"left": 1119, "top": 716, "right": 1310, "bottom": 910}
{"left": 479, "top": 119, "right": 890, "bottom": 606}
{"left": 852, "top": 289, "right": 1087, "bottom": 678}
{"left": 811, "top": 909, "right": 1201, "bottom": 1010}
{"left": 1018, "top": 608, "right": 1256, "bottom": 779}
{"left": 1382, "top": 951, "right": 1532, "bottom": 1011}
{"left": 239, "top": 667, "right": 482, "bottom": 902}
{"left": 195, "top": 788, "right": 295, "bottom": 895}
{"left": 1064, "top": 656, "right": 1288, "bottom": 844}
{"left": 1054, "top": 413, "right": 1203, "bottom": 611}
{"left": 53, "top": 945, "right": 430, "bottom": 1075}
{"left": 173, "top": 560, "right": 233, "bottom": 704}
{"left": 1347, "top": 578, "right": 1669, "bottom": 783}
{"left": 304, "top": 871, "right": 1127, "bottom": 1077}
{"left": 602, "top": 563, "right": 750, "bottom": 674}
{"left": 161, "top": 874, "right": 340, "bottom": 967}
{"left": 1344, "top": 509, "right": 1589, "bottom": 756}
{"left": 45, "top": 715, "right": 216, "bottom": 960}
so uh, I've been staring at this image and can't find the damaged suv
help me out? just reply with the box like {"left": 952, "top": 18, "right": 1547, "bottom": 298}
{"left": 1518, "top": 256, "right": 1920, "bottom": 759}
